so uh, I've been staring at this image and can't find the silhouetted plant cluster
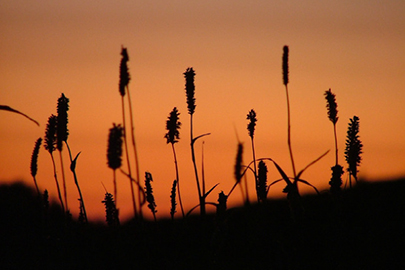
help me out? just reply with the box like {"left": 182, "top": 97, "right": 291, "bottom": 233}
{"left": 4, "top": 45, "right": 364, "bottom": 226}
{"left": 26, "top": 94, "right": 87, "bottom": 223}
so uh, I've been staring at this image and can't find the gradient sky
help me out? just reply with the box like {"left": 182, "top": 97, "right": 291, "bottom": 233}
{"left": 1, "top": 0, "right": 404, "bottom": 221}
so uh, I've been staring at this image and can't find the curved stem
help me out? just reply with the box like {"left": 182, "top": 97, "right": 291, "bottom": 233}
{"left": 285, "top": 85, "right": 297, "bottom": 180}
{"left": 121, "top": 96, "right": 137, "bottom": 219}
{"left": 58, "top": 150, "right": 68, "bottom": 211}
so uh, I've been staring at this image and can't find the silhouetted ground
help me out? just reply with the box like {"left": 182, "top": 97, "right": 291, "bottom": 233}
{"left": 1, "top": 178, "right": 405, "bottom": 269}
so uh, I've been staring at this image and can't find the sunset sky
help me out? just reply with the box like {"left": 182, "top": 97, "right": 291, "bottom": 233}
{"left": 1, "top": 0, "right": 404, "bottom": 222}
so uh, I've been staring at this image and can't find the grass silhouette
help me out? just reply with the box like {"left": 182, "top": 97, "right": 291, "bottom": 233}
{"left": 2, "top": 45, "right": 395, "bottom": 269}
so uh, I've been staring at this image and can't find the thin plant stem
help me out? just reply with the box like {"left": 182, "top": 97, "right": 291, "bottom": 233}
{"left": 50, "top": 153, "right": 65, "bottom": 213}
{"left": 113, "top": 170, "right": 117, "bottom": 207}
{"left": 250, "top": 137, "right": 258, "bottom": 201}
{"left": 126, "top": 84, "right": 143, "bottom": 219}
{"left": 171, "top": 143, "right": 185, "bottom": 217}
{"left": 333, "top": 123, "right": 338, "bottom": 165}
{"left": 190, "top": 113, "right": 204, "bottom": 216}
{"left": 243, "top": 173, "right": 249, "bottom": 205}
{"left": 121, "top": 96, "right": 138, "bottom": 218}
{"left": 285, "top": 85, "right": 297, "bottom": 180}
{"left": 58, "top": 150, "right": 69, "bottom": 211}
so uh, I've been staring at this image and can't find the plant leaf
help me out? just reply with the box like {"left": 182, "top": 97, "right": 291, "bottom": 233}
{"left": 271, "top": 160, "right": 293, "bottom": 186}
{"left": 296, "top": 150, "right": 330, "bottom": 179}
{"left": 296, "top": 179, "right": 320, "bottom": 195}
{"left": 191, "top": 132, "right": 211, "bottom": 144}
{"left": 70, "top": 152, "right": 81, "bottom": 171}
{"left": 0, "top": 105, "right": 39, "bottom": 126}
{"left": 203, "top": 183, "right": 219, "bottom": 199}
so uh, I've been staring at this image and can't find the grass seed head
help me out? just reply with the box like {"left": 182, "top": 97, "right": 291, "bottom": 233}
{"left": 165, "top": 107, "right": 181, "bottom": 144}
{"left": 329, "top": 164, "right": 343, "bottom": 193}
{"left": 345, "top": 116, "right": 363, "bottom": 180}
{"left": 144, "top": 172, "right": 157, "bottom": 215}
{"left": 234, "top": 143, "right": 244, "bottom": 184}
{"left": 282, "top": 45, "right": 289, "bottom": 86}
{"left": 119, "top": 46, "right": 130, "bottom": 96}
{"left": 325, "top": 89, "right": 339, "bottom": 124}
{"left": 107, "top": 123, "right": 124, "bottom": 170}
{"left": 184, "top": 67, "right": 196, "bottom": 115}
{"left": 102, "top": 192, "right": 119, "bottom": 226}
{"left": 170, "top": 180, "right": 177, "bottom": 219}
{"left": 257, "top": 160, "right": 268, "bottom": 202}
{"left": 44, "top": 114, "right": 57, "bottom": 154}
{"left": 56, "top": 93, "right": 69, "bottom": 151}
{"left": 247, "top": 109, "right": 257, "bottom": 139}
{"left": 30, "top": 137, "right": 42, "bottom": 178}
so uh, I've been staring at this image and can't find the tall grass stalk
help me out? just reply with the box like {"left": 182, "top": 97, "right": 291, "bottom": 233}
{"left": 165, "top": 107, "right": 184, "bottom": 217}
{"left": 119, "top": 47, "right": 138, "bottom": 219}
{"left": 125, "top": 81, "right": 143, "bottom": 219}
{"left": 247, "top": 109, "right": 259, "bottom": 201}
{"left": 44, "top": 115, "right": 65, "bottom": 213}
{"left": 184, "top": 67, "right": 210, "bottom": 216}
{"left": 57, "top": 93, "right": 69, "bottom": 211}
{"left": 30, "top": 137, "right": 42, "bottom": 196}
{"left": 57, "top": 93, "right": 88, "bottom": 223}
{"left": 282, "top": 45, "right": 297, "bottom": 180}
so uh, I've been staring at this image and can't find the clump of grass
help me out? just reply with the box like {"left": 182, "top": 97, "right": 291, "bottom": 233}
{"left": 144, "top": 172, "right": 157, "bottom": 221}
{"left": 44, "top": 114, "right": 65, "bottom": 213}
{"left": 324, "top": 89, "right": 344, "bottom": 193}
{"left": 236, "top": 46, "right": 329, "bottom": 219}
{"left": 107, "top": 123, "right": 124, "bottom": 207}
{"left": 164, "top": 107, "right": 184, "bottom": 217}
{"left": 56, "top": 93, "right": 87, "bottom": 223}
{"left": 30, "top": 137, "right": 42, "bottom": 196}
{"left": 345, "top": 116, "right": 363, "bottom": 187}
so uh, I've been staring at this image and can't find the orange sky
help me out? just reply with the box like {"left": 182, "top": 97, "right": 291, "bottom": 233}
{"left": 1, "top": 1, "right": 405, "bottom": 222}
